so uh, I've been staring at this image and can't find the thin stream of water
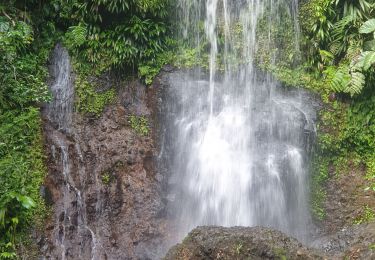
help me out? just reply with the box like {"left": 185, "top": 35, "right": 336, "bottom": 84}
{"left": 46, "top": 44, "right": 98, "bottom": 260}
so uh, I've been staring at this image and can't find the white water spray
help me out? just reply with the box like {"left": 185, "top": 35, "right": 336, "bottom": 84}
{"left": 164, "top": 0, "right": 316, "bottom": 244}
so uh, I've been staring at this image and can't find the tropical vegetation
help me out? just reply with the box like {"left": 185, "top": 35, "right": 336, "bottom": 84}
{"left": 0, "top": 0, "right": 374, "bottom": 258}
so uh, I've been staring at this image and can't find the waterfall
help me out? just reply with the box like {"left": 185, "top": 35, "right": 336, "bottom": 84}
{"left": 163, "top": 0, "right": 316, "bottom": 244}
{"left": 45, "top": 44, "right": 98, "bottom": 260}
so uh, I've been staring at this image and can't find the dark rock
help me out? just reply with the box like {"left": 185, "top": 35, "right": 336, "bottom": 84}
{"left": 41, "top": 58, "right": 168, "bottom": 259}
{"left": 165, "top": 226, "right": 325, "bottom": 260}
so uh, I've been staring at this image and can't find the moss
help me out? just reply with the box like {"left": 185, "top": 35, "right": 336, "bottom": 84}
{"left": 354, "top": 205, "right": 375, "bottom": 225}
{"left": 129, "top": 115, "right": 150, "bottom": 136}
{"left": 72, "top": 60, "right": 116, "bottom": 117}
{"left": 310, "top": 156, "right": 329, "bottom": 220}
{"left": 75, "top": 74, "right": 116, "bottom": 116}
{"left": 273, "top": 247, "right": 287, "bottom": 260}
{"left": 365, "top": 155, "right": 375, "bottom": 192}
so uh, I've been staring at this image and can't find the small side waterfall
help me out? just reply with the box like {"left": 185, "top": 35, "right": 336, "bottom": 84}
{"left": 44, "top": 44, "right": 98, "bottom": 260}
{"left": 163, "top": 0, "right": 317, "bottom": 245}
{"left": 46, "top": 45, "right": 73, "bottom": 133}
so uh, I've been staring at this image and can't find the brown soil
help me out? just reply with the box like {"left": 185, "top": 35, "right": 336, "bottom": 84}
{"left": 322, "top": 161, "right": 375, "bottom": 234}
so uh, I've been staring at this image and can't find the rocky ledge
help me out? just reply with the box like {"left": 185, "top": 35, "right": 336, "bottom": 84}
{"left": 165, "top": 226, "right": 324, "bottom": 260}
{"left": 165, "top": 223, "right": 375, "bottom": 260}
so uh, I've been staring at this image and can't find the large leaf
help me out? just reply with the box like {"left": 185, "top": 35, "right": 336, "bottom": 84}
{"left": 362, "top": 51, "right": 375, "bottom": 70}
{"left": 363, "top": 40, "right": 375, "bottom": 51}
{"left": 359, "top": 19, "right": 375, "bottom": 34}
{"left": 19, "top": 195, "right": 35, "bottom": 209}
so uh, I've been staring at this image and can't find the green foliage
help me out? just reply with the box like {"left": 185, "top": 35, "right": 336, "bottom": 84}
{"left": 234, "top": 242, "right": 243, "bottom": 255}
{"left": 174, "top": 46, "right": 209, "bottom": 70}
{"left": 0, "top": 242, "right": 16, "bottom": 259}
{"left": 75, "top": 73, "right": 116, "bottom": 116}
{"left": 359, "top": 18, "right": 375, "bottom": 34}
{"left": 101, "top": 172, "right": 111, "bottom": 185}
{"left": 354, "top": 205, "right": 375, "bottom": 224}
{"left": 299, "top": 0, "right": 375, "bottom": 96}
{"left": 0, "top": 193, "right": 36, "bottom": 245}
{"left": 129, "top": 115, "right": 150, "bottom": 136}
{"left": 138, "top": 46, "right": 176, "bottom": 85}
{"left": 311, "top": 155, "right": 329, "bottom": 220}
{"left": 365, "top": 155, "right": 375, "bottom": 192}
{"left": 0, "top": 108, "right": 47, "bottom": 257}
{"left": 0, "top": 18, "right": 51, "bottom": 112}
{"left": 273, "top": 247, "right": 287, "bottom": 260}
{"left": 57, "top": 0, "right": 172, "bottom": 72}
{"left": 299, "top": 0, "right": 335, "bottom": 67}
{"left": 0, "top": 4, "right": 53, "bottom": 257}
{"left": 64, "top": 23, "right": 87, "bottom": 48}
{"left": 335, "top": 0, "right": 374, "bottom": 20}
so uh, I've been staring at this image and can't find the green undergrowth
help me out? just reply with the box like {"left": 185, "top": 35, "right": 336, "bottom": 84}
{"left": 310, "top": 156, "right": 329, "bottom": 220}
{"left": 354, "top": 205, "right": 375, "bottom": 225}
{"left": 0, "top": 109, "right": 49, "bottom": 257}
{"left": 60, "top": 0, "right": 174, "bottom": 87}
{"left": 73, "top": 61, "right": 116, "bottom": 116}
{"left": 0, "top": 9, "right": 54, "bottom": 255}
{"left": 129, "top": 115, "right": 150, "bottom": 136}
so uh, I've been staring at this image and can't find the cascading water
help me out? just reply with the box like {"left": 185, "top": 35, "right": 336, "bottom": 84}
{"left": 163, "top": 0, "right": 317, "bottom": 245}
{"left": 44, "top": 44, "right": 98, "bottom": 260}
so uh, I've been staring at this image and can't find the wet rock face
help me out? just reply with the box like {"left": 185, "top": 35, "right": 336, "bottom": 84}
{"left": 165, "top": 226, "right": 324, "bottom": 260}
{"left": 42, "top": 47, "right": 167, "bottom": 259}
{"left": 312, "top": 222, "right": 375, "bottom": 259}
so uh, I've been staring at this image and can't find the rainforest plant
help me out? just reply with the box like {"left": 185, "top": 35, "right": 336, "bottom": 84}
{"left": 58, "top": 0, "right": 172, "bottom": 71}
{"left": 301, "top": 0, "right": 375, "bottom": 96}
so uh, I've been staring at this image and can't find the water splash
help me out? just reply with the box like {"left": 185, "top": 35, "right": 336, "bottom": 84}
{"left": 164, "top": 0, "right": 316, "bottom": 244}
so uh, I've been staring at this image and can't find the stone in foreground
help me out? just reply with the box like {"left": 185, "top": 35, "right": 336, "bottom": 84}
{"left": 165, "top": 226, "right": 324, "bottom": 260}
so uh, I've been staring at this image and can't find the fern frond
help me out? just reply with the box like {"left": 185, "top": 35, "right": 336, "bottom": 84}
{"left": 329, "top": 66, "right": 350, "bottom": 92}
{"left": 329, "top": 41, "right": 341, "bottom": 56}
{"left": 66, "top": 24, "right": 87, "bottom": 47}
{"left": 332, "top": 15, "right": 353, "bottom": 40}
{"left": 346, "top": 71, "right": 365, "bottom": 96}
{"left": 319, "top": 50, "right": 334, "bottom": 64}
{"left": 346, "top": 44, "right": 361, "bottom": 60}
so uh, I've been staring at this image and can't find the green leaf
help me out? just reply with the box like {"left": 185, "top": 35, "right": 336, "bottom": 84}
{"left": 359, "top": 19, "right": 375, "bottom": 34}
{"left": 11, "top": 217, "right": 18, "bottom": 225}
{"left": 0, "top": 208, "right": 6, "bottom": 227}
{"left": 319, "top": 50, "right": 334, "bottom": 63}
{"left": 363, "top": 40, "right": 375, "bottom": 51}
{"left": 16, "top": 195, "right": 36, "bottom": 209}
{"left": 362, "top": 51, "right": 375, "bottom": 70}
{"left": 346, "top": 71, "right": 365, "bottom": 96}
